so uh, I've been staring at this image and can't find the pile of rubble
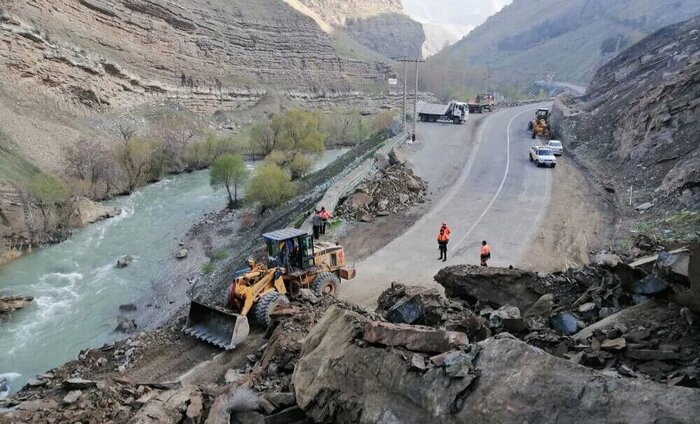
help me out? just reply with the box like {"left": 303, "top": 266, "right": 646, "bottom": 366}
{"left": 433, "top": 246, "right": 700, "bottom": 388}
{"left": 336, "top": 149, "right": 427, "bottom": 222}
{"left": 2, "top": 245, "right": 698, "bottom": 423}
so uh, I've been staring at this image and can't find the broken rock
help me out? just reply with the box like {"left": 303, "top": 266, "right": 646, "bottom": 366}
{"left": 363, "top": 321, "right": 469, "bottom": 353}
{"left": 295, "top": 307, "right": 700, "bottom": 423}
{"left": 435, "top": 265, "right": 542, "bottom": 310}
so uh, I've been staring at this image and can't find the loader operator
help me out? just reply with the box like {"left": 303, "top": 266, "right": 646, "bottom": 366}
{"left": 437, "top": 229, "right": 449, "bottom": 262}
{"left": 480, "top": 240, "right": 491, "bottom": 267}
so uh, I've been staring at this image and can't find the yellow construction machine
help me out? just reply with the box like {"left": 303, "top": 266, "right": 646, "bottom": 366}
{"left": 184, "top": 228, "right": 355, "bottom": 349}
{"left": 528, "top": 108, "right": 552, "bottom": 139}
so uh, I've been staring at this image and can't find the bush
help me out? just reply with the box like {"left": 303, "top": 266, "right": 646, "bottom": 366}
{"left": 201, "top": 261, "right": 215, "bottom": 274}
{"left": 246, "top": 162, "right": 297, "bottom": 213}
{"left": 209, "top": 248, "right": 229, "bottom": 261}
{"left": 210, "top": 154, "right": 248, "bottom": 208}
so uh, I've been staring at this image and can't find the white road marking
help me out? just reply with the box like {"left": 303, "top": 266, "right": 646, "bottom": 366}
{"left": 452, "top": 108, "right": 536, "bottom": 253}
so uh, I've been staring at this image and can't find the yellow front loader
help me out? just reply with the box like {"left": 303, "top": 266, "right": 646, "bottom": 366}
{"left": 184, "top": 228, "right": 355, "bottom": 350}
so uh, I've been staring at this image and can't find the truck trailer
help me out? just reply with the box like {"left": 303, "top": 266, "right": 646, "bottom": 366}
{"left": 418, "top": 101, "right": 468, "bottom": 124}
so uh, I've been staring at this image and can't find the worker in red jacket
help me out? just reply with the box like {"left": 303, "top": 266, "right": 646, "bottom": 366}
{"left": 318, "top": 207, "right": 332, "bottom": 234}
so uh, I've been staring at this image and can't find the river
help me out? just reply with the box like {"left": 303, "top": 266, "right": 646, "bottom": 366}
{"left": 0, "top": 150, "right": 347, "bottom": 395}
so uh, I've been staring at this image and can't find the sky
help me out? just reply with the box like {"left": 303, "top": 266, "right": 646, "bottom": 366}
{"left": 402, "top": 0, "right": 513, "bottom": 27}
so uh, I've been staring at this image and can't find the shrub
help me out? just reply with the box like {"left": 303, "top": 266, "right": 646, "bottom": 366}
{"left": 246, "top": 162, "right": 296, "bottom": 213}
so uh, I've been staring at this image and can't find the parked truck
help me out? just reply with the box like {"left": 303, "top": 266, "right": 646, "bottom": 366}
{"left": 418, "top": 101, "right": 467, "bottom": 124}
{"left": 468, "top": 93, "right": 495, "bottom": 113}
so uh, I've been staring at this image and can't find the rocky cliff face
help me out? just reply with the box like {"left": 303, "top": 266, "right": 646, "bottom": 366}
{"left": 551, "top": 16, "right": 699, "bottom": 214}
{"left": 1, "top": 0, "right": 393, "bottom": 115}
{"left": 295, "top": 0, "right": 425, "bottom": 58}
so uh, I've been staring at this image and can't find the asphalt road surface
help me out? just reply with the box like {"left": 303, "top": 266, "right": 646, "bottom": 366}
{"left": 340, "top": 104, "right": 553, "bottom": 306}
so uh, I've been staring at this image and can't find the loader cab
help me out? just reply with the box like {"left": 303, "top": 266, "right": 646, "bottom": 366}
{"left": 263, "top": 228, "right": 315, "bottom": 271}
{"left": 535, "top": 108, "right": 549, "bottom": 121}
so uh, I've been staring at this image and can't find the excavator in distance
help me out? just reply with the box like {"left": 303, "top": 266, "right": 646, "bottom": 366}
{"left": 184, "top": 228, "right": 355, "bottom": 350}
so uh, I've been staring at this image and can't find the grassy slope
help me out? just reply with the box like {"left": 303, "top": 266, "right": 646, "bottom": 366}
{"left": 0, "top": 129, "right": 41, "bottom": 191}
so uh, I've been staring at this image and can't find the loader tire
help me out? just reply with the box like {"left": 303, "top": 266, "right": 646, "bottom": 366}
{"left": 254, "top": 291, "right": 289, "bottom": 328}
{"left": 312, "top": 272, "right": 340, "bottom": 297}
{"left": 528, "top": 121, "right": 533, "bottom": 130}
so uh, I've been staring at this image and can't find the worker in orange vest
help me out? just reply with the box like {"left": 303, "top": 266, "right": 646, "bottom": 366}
{"left": 437, "top": 229, "right": 449, "bottom": 262}
{"left": 480, "top": 240, "right": 491, "bottom": 267}
{"left": 440, "top": 222, "right": 451, "bottom": 237}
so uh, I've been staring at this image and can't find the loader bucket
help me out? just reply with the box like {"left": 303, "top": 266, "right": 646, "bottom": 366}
{"left": 183, "top": 301, "right": 250, "bottom": 350}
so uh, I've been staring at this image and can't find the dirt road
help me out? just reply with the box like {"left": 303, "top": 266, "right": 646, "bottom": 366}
{"left": 340, "top": 105, "right": 557, "bottom": 306}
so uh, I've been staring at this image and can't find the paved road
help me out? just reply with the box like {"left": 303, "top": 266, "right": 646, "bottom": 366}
{"left": 340, "top": 104, "right": 553, "bottom": 306}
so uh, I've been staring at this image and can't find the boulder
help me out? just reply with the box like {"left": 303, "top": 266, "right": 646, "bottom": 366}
{"left": 388, "top": 147, "right": 405, "bottom": 165}
{"left": 488, "top": 305, "right": 526, "bottom": 332}
{"left": 435, "top": 265, "right": 542, "bottom": 310}
{"left": 119, "top": 303, "right": 137, "bottom": 312}
{"left": 374, "top": 152, "right": 389, "bottom": 170}
{"left": 294, "top": 306, "right": 476, "bottom": 423}
{"left": 117, "top": 255, "right": 133, "bottom": 268}
{"left": 363, "top": 321, "right": 469, "bottom": 353}
{"left": 293, "top": 306, "right": 700, "bottom": 423}
{"left": 376, "top": 282, "right": 449, "bottom": 326}
{"left": 62, "top": 390, "right": 82, "bottom": 405}
{"left": 345, "top": 192, "right": 373, "bottom": 210}
{"left": 0, "top": 295, "right": 34, "bottom": 317}
{"left": 176, "top": 249, "right": 189, "bottom": 259}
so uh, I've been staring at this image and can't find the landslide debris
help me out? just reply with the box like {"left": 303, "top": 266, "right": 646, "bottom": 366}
{"left": 336, "top": 159, "right": 428, "bottom": 222}
{"left": 3, "top": 245, "right": 699, "bottom": 424}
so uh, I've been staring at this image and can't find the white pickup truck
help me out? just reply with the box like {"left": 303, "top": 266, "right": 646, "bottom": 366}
{"left": 529, "top": 146, "right": 557, "bottom": 168}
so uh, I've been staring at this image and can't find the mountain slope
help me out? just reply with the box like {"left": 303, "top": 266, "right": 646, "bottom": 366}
{"left": 424, "top": 0, "right": 700, "bottom": 93}
{"left": 292, "top": 0, "right": 425, "bottom": 58}
{"left": 0, "top": 0, "right": 398, "bottom": 175}
{"left": 551, "top": 16, "right": 699, "bottom": 223}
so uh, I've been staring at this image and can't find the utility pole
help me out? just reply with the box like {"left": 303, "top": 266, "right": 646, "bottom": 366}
{"left": 482, "top": 71, "right": 491, "bottom": 93}
{"left": 395, "top": 58, "right": 424, "bottom": 140}
{"left": 413, "top": 60, "right": 419, "bottom": 141}
{"left": 402, "top": 61, "right": 407, "bottom": 132}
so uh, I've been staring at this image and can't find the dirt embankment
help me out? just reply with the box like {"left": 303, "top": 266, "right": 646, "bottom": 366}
{"left": 550, "top": 16, "right": 700, "bottom": 244}
{"left": 523, "top": 156, "right": 617, "bottom": 272}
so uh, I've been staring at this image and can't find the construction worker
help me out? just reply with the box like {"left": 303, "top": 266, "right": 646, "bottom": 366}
{"left": 440, "top": 222, "right": 451, "bottom": 237}
{"left": 437, "top": 229, "right": 449, "bottom": 262}
{"left": 480, "top": 240, "right": 491, "bottom": 267}
{"left": 319, "top": 207, "right": 332, "bottom": 234}
{"left": 311, "top": 212, "right": 323, "bottom": 240}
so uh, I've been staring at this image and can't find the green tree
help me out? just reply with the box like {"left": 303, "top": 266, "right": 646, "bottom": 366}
{"left": 266, "top": 109, "right": 325, "bottom": 179}
{"left": 246, "top": 162, "right": 296, "bottom": 213}
{"left": 210, "top": 154, "right": 248, "bottom": 208}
